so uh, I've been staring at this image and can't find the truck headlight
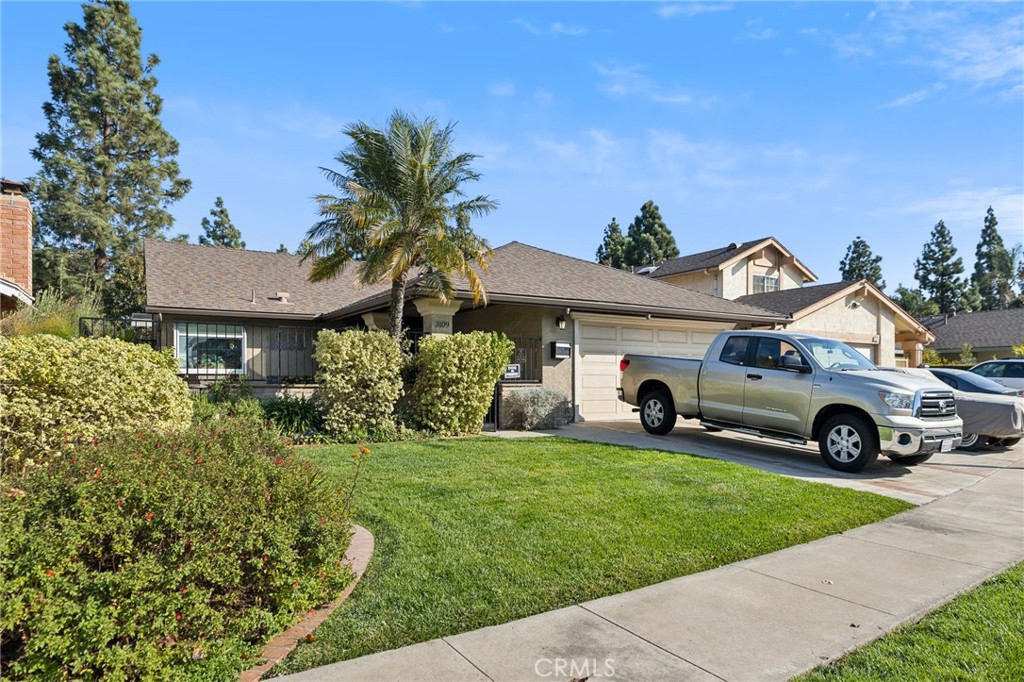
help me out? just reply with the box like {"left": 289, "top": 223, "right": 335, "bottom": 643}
{"left": 879, "top": 391, "right": 914, "bottom": 410}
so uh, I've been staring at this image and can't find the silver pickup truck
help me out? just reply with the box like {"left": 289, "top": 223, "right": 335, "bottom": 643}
{"left": 618, "top": 330, "right": 963, "bottom": 472}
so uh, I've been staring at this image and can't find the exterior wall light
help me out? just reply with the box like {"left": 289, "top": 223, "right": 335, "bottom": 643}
{"left": 555, "top": 315, "right": 567, "bottom": 330}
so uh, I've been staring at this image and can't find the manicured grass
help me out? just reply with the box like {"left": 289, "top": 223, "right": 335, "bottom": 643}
{"left": 800, "top": 562, "right": 1024, "bottom": 682}
{"left": 272, "top": 437, "right": 911, "bottom": 675}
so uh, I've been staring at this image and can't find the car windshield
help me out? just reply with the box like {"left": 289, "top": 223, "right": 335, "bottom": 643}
{"left": 944, "top": 371, "right": 1014, "bottom": 394}
{"left": 798, "top": 338, "right": 877, "bottom": 371}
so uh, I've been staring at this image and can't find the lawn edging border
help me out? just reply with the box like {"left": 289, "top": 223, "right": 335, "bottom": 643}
{"left": 239, "top": 524, "right": 374, "bottom": 682}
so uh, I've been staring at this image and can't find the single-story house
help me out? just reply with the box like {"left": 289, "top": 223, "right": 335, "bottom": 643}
{"left": 1, "top": 179, "right": 34, "bottom": 313}
{"left": 921, "top": 309, "right": 1024, "bottom": 362}
{"left": 144, "top": 239, "right": 787, "bottom": 423}
{"left": 638, "top": 236, "right": 932, "bottom": 366}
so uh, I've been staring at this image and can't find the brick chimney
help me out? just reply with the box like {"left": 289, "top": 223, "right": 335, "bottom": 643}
{"left": 1, "top": 179, "right": 34, "bottom": 312}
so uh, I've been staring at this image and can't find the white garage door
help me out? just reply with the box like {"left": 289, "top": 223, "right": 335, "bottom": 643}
{"left": 577, "top": 318, "right": 731, "bottom": 421}
{"left": 849, "top": 344, "right": 876, "bottom": 363}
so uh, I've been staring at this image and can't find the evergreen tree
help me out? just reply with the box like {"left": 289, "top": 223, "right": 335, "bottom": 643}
{"left": 892, "top": 284, "right": 939, "bottom": 318}
{"left": 30, "top": 0, "right": 190, "bottom": 297}
{"left": 914, "top": 220, "right": 970, "bottom": 313}
{"left": 198, "top": 196, "right": 245, "bottom": 248}
{"left": 839, "top": 236, "right": 885, "bottom": 290}
{"left": 101, "top": 249, "right": 146, "bottom": 318}
{"left": 276, "top": 244, "right": 290, "bottom": 254}
{"left": 971, "top": 207, "right": 1014, "bottom": 310}
{"left": 624, "top": 200, "right": 679, "bottom": 267}
{"left": 168, "top": 233, "right": 190, "bottom": 243}
{"left": 595, "top": 217, "right": 627, "bottom": 269}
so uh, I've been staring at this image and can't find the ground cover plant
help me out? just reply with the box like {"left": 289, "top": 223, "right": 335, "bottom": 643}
{"left": 271, "top": 437, "right": 911, "bottom": 675}
{"left": 0, "top": 420, "right": 354, "bottom": 681}
{"left": 799, "top": 561, "right": 1024, "bottom": 681}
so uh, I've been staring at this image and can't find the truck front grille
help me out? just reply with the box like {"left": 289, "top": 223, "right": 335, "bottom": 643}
{"left": 918, "top": 390, "right": 956, "bottom": 419}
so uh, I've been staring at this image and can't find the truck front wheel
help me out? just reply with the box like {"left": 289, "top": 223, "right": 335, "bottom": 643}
{"left": 818, "top": 414, "right": 879, "bottom": 472}
{"left": 639, "top": 389, "right": 677, "bottom": 435}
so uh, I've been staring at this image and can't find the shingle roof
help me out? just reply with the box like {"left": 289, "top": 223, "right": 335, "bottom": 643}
{"left": 921, "top": 309, "right": 1024, "bottom": 351}
{"left": 325, "top": 241, "right": 786, "bottom": 323}
{"left": 645, "top": 237, "right": 772, "bottom": 278}
{"left": 735, "top": 281, "right": 855, "bottom": 315}
{"left": 145, "top": 240, "right": 373, "bottom": 319}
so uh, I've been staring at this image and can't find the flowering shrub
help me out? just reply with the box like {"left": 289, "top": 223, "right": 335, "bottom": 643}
{"left": 0, "top": 335, "right": 192, "bottom": 472}
{"left": 503, "top": 388, "right": 572, "bottom": 430}
{"left": 313, "top": 330, "right": 403, "bottom": 441}
{"left": 407, "top": 332, "right": 514, "bottom": 436}
{"left": 0, "top": 420, "right": 353, "bottom": 680}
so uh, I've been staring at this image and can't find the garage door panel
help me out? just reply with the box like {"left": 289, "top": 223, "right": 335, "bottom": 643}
{"left": 581, "top": 324, "right": 617, "bottom": 340}
{"left": 622, "top": 327, "right": 654, "bottom": 342}
{"left": 581, "top": 374, "right": 617, "bottom": 389}
{"left": 692, "top": 331, "right": 719, "bottom": 345}
{"left": 657, "top": 330, "right": 689, "bottom": 344}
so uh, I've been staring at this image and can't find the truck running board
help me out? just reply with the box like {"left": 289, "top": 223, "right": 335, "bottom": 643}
{"left": 699, "top": 421, "right": 807, "bottom": 445}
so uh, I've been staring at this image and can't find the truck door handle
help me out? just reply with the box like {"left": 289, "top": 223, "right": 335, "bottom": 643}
{"left": 747, "top": 373, "right": 763, "bottom": 380}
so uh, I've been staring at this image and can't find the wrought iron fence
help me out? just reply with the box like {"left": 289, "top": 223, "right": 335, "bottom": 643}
{"left": 80, "top": 317, "right": 161, "bottom": 350}
{"left": 503, "top": 337, "right": 542, "bottom": 383}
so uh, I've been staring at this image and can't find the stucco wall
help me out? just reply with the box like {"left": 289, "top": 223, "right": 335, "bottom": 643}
{"left": 656, "top": 271, "right": 719, "bottom": 296}
{"left": 787, "top": 294, "right": 897, "bottom": 366}
{"left": 722, "top": 259, "right": 748, "bottom": 299}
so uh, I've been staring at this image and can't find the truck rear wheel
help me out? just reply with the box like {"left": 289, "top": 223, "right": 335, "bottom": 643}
{"left": 818, "top": 414, "right": 879, "bottom": 472}
{"left": 639, "top": 389, "right": 677, "bottom": 435}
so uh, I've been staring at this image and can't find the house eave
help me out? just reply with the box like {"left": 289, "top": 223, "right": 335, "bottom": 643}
{"left": 146, "top": 305, "right": 321, "bottom": 322}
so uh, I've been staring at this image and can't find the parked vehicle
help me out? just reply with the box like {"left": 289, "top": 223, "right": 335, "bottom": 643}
{"left": 897, "top": 368, "right": 1023, "bottom": 451}
{"left": 926, "top": 367, "right": 1021, "bottom": 397}
{"left": 618, "top": 331, "right": 963, "bottom": 473}
{"left": 970, "top": 359, "right": 1024, "bottom": 391}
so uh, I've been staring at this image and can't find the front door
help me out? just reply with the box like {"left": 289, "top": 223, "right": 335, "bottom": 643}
{"left": 742, "top": 337, "right": 814, "bottom": 436}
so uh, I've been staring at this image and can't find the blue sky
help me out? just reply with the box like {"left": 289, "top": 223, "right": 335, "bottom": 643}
{"left": 3, "top": 1, "right": 1022, "bottom": 291}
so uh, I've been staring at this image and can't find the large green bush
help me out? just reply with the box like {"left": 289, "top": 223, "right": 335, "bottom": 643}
{"left": 408, "top": 332, "right": 514, "bottom": 436}
{"left": 0, "top": 420, "right": 354, "bottom": 681}
{"left": 0, "top": 335, "right": 192, "bottom": 471}
{"left": 314, "top": 330, "right": 403, "bottom": 441}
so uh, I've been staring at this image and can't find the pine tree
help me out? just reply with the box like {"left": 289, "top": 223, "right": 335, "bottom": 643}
{"left": 839, "top": 236, "right": 885, "bottom": 290}
{"left": 595, "top": 218, "right": 627, "bottom": 269}
{"left": 624, "top": 200, "right": 679, "bottom": 267}
{"left": 30, "top": 0, "right": 190, "bottom": 296}
{"left": 892, "top": 284, "right": 939, "bottom": 318}
{"left": 198, "top": 197, "right": 245, "bottom": 248}
{"left": 276, "top": 244, "right": 290, "bottom": 254}
{"left": 971, "top": 207, "right": 1014, "bottom": 310}
{"left": 914, "top": 220, "right": 970, "bottom": 313}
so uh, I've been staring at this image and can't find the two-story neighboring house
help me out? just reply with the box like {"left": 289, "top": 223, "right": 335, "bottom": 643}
{"left": 641, "top": 237, "right": 933, "bottom": 367}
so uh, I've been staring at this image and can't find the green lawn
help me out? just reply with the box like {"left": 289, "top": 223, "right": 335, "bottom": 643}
{"left": 799, "top": 561, "right": 1024, "bottom": 681}
{"left": 271, "top": 437, "right": 910, "bottom": 675}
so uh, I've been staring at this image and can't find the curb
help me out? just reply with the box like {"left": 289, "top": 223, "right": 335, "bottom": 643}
{"left": 239, "top": 524, "right": 375, "bottom": 682}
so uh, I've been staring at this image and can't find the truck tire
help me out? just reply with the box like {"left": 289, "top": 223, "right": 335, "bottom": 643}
{"left": 639, "top": 389, "right": 677, "bottom": 435}
{"left": 889, "top": 453, "right": 933, "bottom": 466}
{"left": 818, "top": 414, "right": 879, "bottom": 472}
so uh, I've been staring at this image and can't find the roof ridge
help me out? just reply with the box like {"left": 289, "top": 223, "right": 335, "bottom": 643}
{"left": 144, "top": 238, "right": 303, "bottom": 259}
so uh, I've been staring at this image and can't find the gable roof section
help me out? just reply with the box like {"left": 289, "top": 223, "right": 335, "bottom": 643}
{"left": 325, "top": 241, "right": 786, "bottom": 324}
{"left": 145, "top": 240, "right": 373, "bottom": 320}
{"left": 647, "top": 236, "right": 818, "bottom": 282}
{"left": 738, "top": 280, "right": 934, "bottom": 340}
{"left": 922, "top": 309, "right": 1024, "bottom": 351}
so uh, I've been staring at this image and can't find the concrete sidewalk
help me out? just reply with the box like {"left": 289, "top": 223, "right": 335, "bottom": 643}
{"left": 279, "top": 456, "right": 1023, "bottom": 681}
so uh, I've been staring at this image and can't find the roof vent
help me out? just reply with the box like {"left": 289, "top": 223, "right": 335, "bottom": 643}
{"left": 727, "top": 242, "right": 741, "bottom": 250}
{"left": 274, "top": 291, "right": 291, "bottom": 304}
{"left": 635, "top": 265, "right": 659, "bottom": 276}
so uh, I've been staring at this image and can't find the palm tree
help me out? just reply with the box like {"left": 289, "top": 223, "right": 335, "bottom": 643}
{"left": 304, "top": 110, "right": 497, "bottom": 339}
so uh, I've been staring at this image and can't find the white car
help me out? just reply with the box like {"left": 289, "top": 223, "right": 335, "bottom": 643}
{"left": 970, "top": 359, "right": 1024, "bottom": 392}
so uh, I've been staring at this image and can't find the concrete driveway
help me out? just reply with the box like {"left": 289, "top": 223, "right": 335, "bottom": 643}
{"left": 545, "top": 419, "right": 1024, "bottom": 505}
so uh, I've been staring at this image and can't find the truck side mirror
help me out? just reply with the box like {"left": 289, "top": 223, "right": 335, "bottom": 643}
{"left": 781, "top": 355, "right": 811, "bottom": 373}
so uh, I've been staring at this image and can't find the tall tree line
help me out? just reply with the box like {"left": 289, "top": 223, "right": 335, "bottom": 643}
{"left": 595, "top": 200, "right": 679, "bottom": 269}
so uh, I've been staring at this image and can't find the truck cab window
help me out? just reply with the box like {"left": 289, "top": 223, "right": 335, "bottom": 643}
{"left": 720, "top": 336, "right": 751, "bottom": 366}
{"left": 755, "top": 339, "right": 805, "bottom": 370}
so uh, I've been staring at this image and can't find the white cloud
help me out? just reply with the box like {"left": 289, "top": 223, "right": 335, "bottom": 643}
{"left": 745, "top": 27, "right": 775, "bottom": 41}
{"left": 656, "top": 3, "right": 732, "bottom": 20}
{"left": 886, "top": 186, "right": 1024, "bottom": 240}
{"left": 884, "top": 89, "right": 931, "bottom": 108}
{"left": 488, "top": 81, "right": 517, "bottom": 97}
{"left": 512, "top": 18, "right": 542, "bottom": 36}
{"left": 550, "top": 22, "right": 588, "bottom": 36}
{"left": 596, "top": 63, "right": 715, "bottom": 107}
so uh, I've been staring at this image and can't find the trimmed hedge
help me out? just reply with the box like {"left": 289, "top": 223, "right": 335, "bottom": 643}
{"left": 0, "top": 335, "right": 192, "bottom": 472}
{"left": 504, "top": 388, "right": 572, "bottom": 430}
{"left": 0, "top": 420, "right": 353, "bottom": 680}
{"left": 314, "top": 330, "right": 403, "bottom": 441}
{"left": 407, "top": 332, "right": 514, "bottom": 436}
